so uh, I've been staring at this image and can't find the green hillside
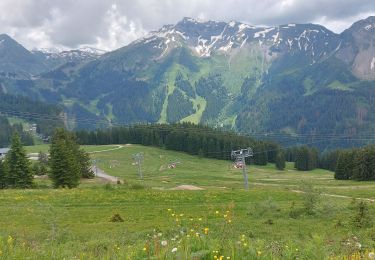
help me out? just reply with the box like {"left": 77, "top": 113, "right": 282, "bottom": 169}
{"left": 2, "top": 144, "right": 375, "bottom": 259}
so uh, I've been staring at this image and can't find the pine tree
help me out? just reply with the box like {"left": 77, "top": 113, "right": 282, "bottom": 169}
{"left": 0, "top": 159, "right": 7, "bottom": 189}
{"left": 49, "top": 129, "right": 80, "bottom": 188}
{"left": 275, "top": 151, "right": 286, "bottom": 170}
{"left": 5, "top": 133, "right": 33, "bottom": 188}
{"left": 78, "top": 149, "right": 94, "bottom": 179}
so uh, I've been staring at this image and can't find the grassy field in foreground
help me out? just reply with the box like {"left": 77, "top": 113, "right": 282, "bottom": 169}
{"left": 1, "top": 144, "right": 374, "bottom": 259}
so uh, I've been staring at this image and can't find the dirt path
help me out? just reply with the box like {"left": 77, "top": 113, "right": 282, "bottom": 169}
{"left": 91, "top": 166, "right": 120, "bottom": 183}
{"left": 252, "top": 182, "right": 375, "bottom": 203}
{"left": 88, "top": 145, "right": 124, "bottom": 154}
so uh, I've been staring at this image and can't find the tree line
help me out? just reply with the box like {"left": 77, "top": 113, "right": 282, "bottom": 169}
{"left": 75, "top": 123, "right": 287, "bottom": 169}
{"left": 335, "top": 145, "right": 375, "bottom": 181}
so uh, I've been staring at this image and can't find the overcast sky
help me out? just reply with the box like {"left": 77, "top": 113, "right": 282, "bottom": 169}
{"left": 0, "top": 0, "right": 374, "bottom": 51}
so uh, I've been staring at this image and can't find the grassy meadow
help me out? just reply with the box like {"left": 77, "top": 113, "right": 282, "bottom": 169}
{"left": 0, "top": 144, "right": 374, "bottom": 259}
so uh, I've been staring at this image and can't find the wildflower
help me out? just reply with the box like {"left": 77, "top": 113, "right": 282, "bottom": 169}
{"left": 295, "top": 248, "right": 298, "bottom": 252}
{"left": 143, "top": 247, "right": 147, "bottom": 251}
{"left": 190, "top": 218, "right": 194, "bottom": 221}
{"left": 224, "top": 214, "right": 228, "bottom": 218}
{"left": 179, "top": 214, "right": 184, "bottom": 217}
{"left": 355, "top": 242, "right": 361, "bottom": 249}
{"left": 214, "top": 256, "right": 218, "bottom": 259}
{"left": 244, "top": 243, "right": 248, "bottom": 246}
{"left": 257, "top": 251, "right": 262, "bottom": 256}
{"left": 215, "top": 211, "right": 219, "bottom": 214}
{"left": 198, "top": 218, "right": 202, "bottom": 221}
{"left": 227, "top": 257, "right": 231, "bottom": 259}
{"left": 171, "top": 213, "right": 175, "bottom": 217}
{"left": 368, "top": 252, "right": 375, "bottom": 259}
{"left": 228, "top": 219, "right": 232, "bottom": 223}
{"left": 161, "top": 240, "right": 168, "bottom": 247}
{"left": 204, "top": 227, "right": 209, "bottom": 234}
{"left": 219, "top": 256, "right": 224, "bottom": 260}
{"left": 171, "top": 247, "right": 177, "bottom": 253}
{"left": 167, "top": 209, "right": 172, "bottom": 211}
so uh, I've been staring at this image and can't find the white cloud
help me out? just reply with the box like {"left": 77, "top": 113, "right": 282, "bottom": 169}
{"left": 0, "top": 0, "right": 373, "bottom": 51}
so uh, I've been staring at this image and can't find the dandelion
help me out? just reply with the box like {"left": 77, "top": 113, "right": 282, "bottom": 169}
{"left": 198, "top": 218, "right": 202, "bottom": 221}
{"left": 171, "top": 247, "right": 177, "bottom": 253}
{"left": 214, "top": 256, "right": 218, "bottom": 259}
{"left": 179, "top": 214, "right": 184, "bottom": 217}
{"left": 167, "top": 209, "right": 172, "bottom": 211}
{"left": 257, "top": 251, "right": 262, "bottom": 256}
{"left": 143, "top": 247, "right": 147, "bottom": 251}
{"left": 171, "top": 213, "right": 175, "bottom": 217}
{"left": 224, "top": 214, "right": 228, "bottom": 218}
{"left": 215, "top": 210, "right": 219, "bottom": 214}
{"left": 228, "top": 219, "right": 232, "bottom": 223}
{"left": 204, "top": 227, "right": 209, "bottom": 234}
{"left": 161, "top": 240, "right": 168, "bottom": 247}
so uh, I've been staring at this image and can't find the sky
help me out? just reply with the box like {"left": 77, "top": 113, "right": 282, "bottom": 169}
{"left": 0, "top": 0, "right": 374, "bottom": 51}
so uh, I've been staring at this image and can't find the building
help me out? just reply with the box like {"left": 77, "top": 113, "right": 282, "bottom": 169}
{"left": 0, "top": 148, "right": 10, "bottom": 159}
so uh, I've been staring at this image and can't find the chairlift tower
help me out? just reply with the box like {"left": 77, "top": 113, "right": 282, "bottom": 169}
{"left": 231, "top": 148, "right": 253, "bottom": 190}
{"left": 132, "top": 152, "right": 144, "bottom": 179}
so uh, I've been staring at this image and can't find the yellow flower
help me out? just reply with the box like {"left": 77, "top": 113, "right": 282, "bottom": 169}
{"left": 7, "top": 235, "right": 13, "bottom": 244}
{"left": 204, "top": 227, "right": 209, "bottom": 234}
{"left": 223, "top": 214, "right": 227, "bottom": 218}
{"left": 214, "top": 256, "right": 218, "bottom": 259}
{"left": 257, "top": 251, "right": 262, "bottom": 256}
{"left": 171, "top": 213, "right": 175, "bottom": 217}
{"left": 167, "top": 209, "right": 172, "bottom": 211}
{"left": 198, "top": 218, "right": 202, "bottom": 221}
{"left": 143, "top": 247, "right": 147, "bottom": 251}
{"left": 215, "top": 211, "right": 219, "bottom": 214}
{"left": 228, "top": 219, "right": 232, "bottom": 223}
{"left": 179, "top": 214, "right": 184, "bottom": 217}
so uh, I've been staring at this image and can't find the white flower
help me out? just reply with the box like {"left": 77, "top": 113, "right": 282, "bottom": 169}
{"left": 368, "top": 252, "right": 375, "bottom": 259}
{"left": 161, "top": 240, "right": 168, "bottom": 247}
{"left": 171, "top": 247, "right": 178, "bottom": 253}
{"left": 355, "top": 242, "right": 361, "bottom": 249}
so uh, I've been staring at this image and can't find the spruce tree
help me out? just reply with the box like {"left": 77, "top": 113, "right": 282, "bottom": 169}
{"left": 275, "top": 151, "right": 286, "bottom": 170}
{"left": 5, "top": 133, "right": 33, "bottom": 188}
{"left": 49, "top": 129, "right": 80, "bottom": 188}
{"left": 0, "top": 159, "right": 7, "bottom": 189}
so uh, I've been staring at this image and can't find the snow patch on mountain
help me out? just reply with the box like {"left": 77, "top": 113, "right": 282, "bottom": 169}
{"left": 371, "top": 57, "right": 375, "bottom": 70}
{"left": 254, "top": 28, "right": 275, "bottom": 38}
{"left": 365, "top": 24, "right": 374, "bottom": 30}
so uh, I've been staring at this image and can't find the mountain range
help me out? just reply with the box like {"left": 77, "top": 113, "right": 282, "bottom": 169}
{"left": 0, "top": 16, "right": 374, "bottom": 149}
